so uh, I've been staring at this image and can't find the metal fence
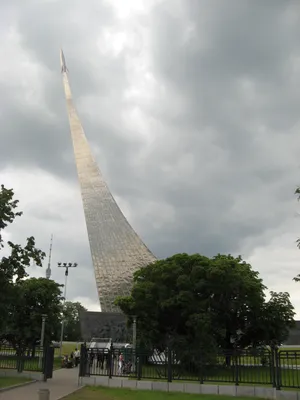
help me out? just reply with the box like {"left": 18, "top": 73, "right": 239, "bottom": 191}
{"left": 0, "top": 345, "right": 45, "bottom": 372}
{"left": 79, "top": 345, "right": 300, "bottom": 390}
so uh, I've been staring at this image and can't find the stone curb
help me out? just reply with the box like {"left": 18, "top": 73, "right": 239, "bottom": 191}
{"left": 0, "top": 379, "right": 37, "bottom": 393}
{"left": 57, "top": 385, "right": 84, "bottom": 400}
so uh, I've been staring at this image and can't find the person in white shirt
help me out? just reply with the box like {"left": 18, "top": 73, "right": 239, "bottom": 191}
{"left": 118, "top": 352, "right": 124, "bottom": 375}
{"left": 74, "top": 348, "right": 80, "bottom": 367}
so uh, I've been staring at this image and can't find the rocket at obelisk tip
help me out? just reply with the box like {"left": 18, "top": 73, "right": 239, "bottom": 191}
{"left": 60, "top": 49, "right": 68, "bottom": 73}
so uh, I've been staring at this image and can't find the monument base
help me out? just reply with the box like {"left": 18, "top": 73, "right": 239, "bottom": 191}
{"left": 79, "top": 311, "right": 131, "bottom": 343}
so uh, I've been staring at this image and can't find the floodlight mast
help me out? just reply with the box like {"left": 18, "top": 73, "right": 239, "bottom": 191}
{"left": 58, "top": 262, "right": 78, "bottom": 357}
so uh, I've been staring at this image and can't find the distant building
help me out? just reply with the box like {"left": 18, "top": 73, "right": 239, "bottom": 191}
{"left": 285, "top": 321, "right": 300, "bottom": 345}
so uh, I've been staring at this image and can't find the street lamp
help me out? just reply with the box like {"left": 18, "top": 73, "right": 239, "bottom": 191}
{"left": 38, "top": 314, "right": 47, "bottom": 369}
{"left": 58, "top": 262, "right": 78, "bottom": 357}
{"left": 132, "top": 316, "right": 137, "bottom": 351}
{"left": 132, "top": 316, "right": 137, "bottom": 372}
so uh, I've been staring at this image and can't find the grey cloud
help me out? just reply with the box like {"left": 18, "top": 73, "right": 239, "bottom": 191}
{"left": 124, "top": 0, "right": 300, "bottom": 256}
{"left": 1, "top": 0, "right": 300, "bottom": 308}
{"left": 0, "top": 0, "right": 136, "bottom": 179}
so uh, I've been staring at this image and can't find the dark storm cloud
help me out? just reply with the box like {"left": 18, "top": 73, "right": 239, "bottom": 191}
{"left": 1, "top": 0, "right": 300, "bottom": 282}
{"left": 0, "top": 0, "right": 140, "bottom": 181}
{"left": 120, "top": 0, "right": 300, "bottom": 257}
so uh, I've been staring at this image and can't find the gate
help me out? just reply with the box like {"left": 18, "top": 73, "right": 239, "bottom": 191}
{"left": 79, "top": 343, "right": 136, "bottom": 378}
{"left": 43, "top": 346, "right": 54, "bottom": 380}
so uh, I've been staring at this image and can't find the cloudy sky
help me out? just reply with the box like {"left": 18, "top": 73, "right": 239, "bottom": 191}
{"left": 1, "top": 0, "right": 300, "bottom": 315}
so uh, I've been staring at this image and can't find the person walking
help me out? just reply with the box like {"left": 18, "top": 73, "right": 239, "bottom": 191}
{"left": 118, "top": 352, "right": 124, "bottom": 375}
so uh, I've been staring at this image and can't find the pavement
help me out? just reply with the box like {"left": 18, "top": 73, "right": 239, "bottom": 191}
{"left": 0, "top": 367, "right": 81, "bottom": 400}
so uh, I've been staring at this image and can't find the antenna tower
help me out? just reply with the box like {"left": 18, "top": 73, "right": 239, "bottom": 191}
{"left": 46, "top": 234, "right": 53, "bottom": 279}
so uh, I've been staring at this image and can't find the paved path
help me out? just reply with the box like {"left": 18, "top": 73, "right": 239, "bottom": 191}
{"left": 0, "top": 368, "right": 81, "bottom": 400}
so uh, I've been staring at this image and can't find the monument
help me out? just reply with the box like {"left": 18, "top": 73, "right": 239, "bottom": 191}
{"left": 60, "top": 50, "right": 156, "bottom": 314}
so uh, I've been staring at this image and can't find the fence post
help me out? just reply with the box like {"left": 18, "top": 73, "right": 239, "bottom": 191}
{"left": 43, "top": 346, "right": 48, "bottom": 382}
{"left": 79, "top": 344, "right": 87, "bottom": 378}
{"left": 199, "top": 349, "right": 204, "bottom": 384}
{"left": 167, "top": 347, "right": 172, "bottom": 383}
{"left": 108, "top": 344, "right": 113, "bottom": 379}
{"left": 16, "top": 349, "right": 24, "bottom": 373}
{"left": 270, "top": 347, "right": 276, "bottom": 388}
{"left": 274, "top": 347, "right": 281, "bottom": 391}
{"left": 137, "top": 352, "right": 142, "bottom": 381}
{"left": 43, "top": 346, "right": 54, "bottom": 382}
{"left": 234, "top": 349, "right": 239, "bottom": 386}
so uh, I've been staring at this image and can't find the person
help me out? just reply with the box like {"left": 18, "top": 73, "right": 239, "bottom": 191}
{"left": 61, "top": 355, "right": 68, "bottom": 368}
{"left": 123, "top": 360, "right": 132, "bottom": 374}
{"left": 118, "top": 352, "right": 124, "bottom": 375}
{"left": 62, "top": 354, "right": 73, "bottom": 368}
{"left": 74, "top": 348, "right": 80, "bottom": 367}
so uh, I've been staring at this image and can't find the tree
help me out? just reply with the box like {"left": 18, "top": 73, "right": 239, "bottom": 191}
{"left": 116, "top": 253, "right": 217, "bottom": 367}
{"left": 0, "top": 185, "right": 22, "bottom": 247}
{"left": 3, "top": 278, "right": 63, "bottom": 351}
{"left": 62, "top": 301, "right": 87, "bottom": 342}
{"left": 245, "top": 291, "right": 295, "bottom": 347}
{"left": 116, "top": 254, "right": 211, "bottom": 348}
{"left": 0, "top": 185, "right": 45, "bottom": 332}
{"left": 293, "top": 187, "right": 300, "bottom": 281}
{"left": 116, "top": 253, "right": 294, "bottom": 357}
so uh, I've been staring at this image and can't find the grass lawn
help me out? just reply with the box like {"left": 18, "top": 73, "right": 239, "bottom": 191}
{"left": 55, "top": 342, "right": 82, "bottom": 357}
{"left": 62, "top": 386, "right": 261, "bottom": 400}
{"left": 0, "top": 376, "right": 33, "bottom": 389}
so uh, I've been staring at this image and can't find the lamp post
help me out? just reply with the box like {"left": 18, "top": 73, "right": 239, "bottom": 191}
{"left": 38, "top": 314, "right": 47, "bottom": 369}
{"left": 58, "top": 262, "right": 78, "bottom": 357}
{"left": 132, "top": 316, "right": 137, "bottom": 372}
{"left": 132, "top": 316, "right": 137, "bottom": 350}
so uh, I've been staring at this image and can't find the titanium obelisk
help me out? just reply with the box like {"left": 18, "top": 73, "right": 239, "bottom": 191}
{"left": 60, "top": 50, "right": 156, "bottom": 312}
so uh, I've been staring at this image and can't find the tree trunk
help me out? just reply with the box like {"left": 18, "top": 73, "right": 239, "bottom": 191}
{"left": 225, "top": 329, "right": 232, "bottom": 366}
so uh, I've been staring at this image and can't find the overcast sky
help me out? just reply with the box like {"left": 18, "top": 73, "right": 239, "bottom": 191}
{"left": 1, "top": 0, "right": 300, "bottom": 315}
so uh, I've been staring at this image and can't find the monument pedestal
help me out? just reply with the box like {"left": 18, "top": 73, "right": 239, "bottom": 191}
{"left": 79, "top": 311, "right": 130, "bottom": 343}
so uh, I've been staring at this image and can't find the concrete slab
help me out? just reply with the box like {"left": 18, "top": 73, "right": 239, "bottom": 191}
{"left": 201, "top": 384, "right": 219, "bottom": 395}
{"left": 109, "top": 379, "right": 122, "bottom": 387}
{"left": 236, "top": 385, "right": 255, "bottom": 397}
{"left": 184, "top": 383, "right": 201, "bottom": 394}
{"left": 122, "top": 380, "right": 137, "bottom": 389}
{"left": 81, "top": 376, "right": 95, "bottom": 386}
{"left": 219, "top": 385, "right": 236, "bottom": 396}
{"left": 168, "top": 382, "right": 184, "bottom": 392}
{"left": 277, "top": 391, "right": 298, "bottom": 400}
{"left": 254, "top": 386, "right": 276, "bottom": 399}
{"left": 137, "top": 381, "right": 152, "bottom": 390}
{"left": 95, "top": 376, "right": 109, "bottom": 386}
{"left": 152, "top": 381, "right": 168, "bottom": 392}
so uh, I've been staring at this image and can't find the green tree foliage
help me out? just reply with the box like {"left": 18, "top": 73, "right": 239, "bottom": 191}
{"left": 62, "top": 301, "right": 87, "bottom": 342}
{"left": 3, "top": 278, "right": 63, "bottom": 351}
{"left": 246, "top": 291, "right": 295, "bottom": 347}
{"left": 293, "top": 187, "right": 300, "bottom": 281}
{"left": 0, "top": 185, "right": 22, "bottom": 246}
{"left": 0, "top": 185, "right": 45, "bottom": 332}
{"left": 116, "top": 253, "right": 295, "bottom": 356}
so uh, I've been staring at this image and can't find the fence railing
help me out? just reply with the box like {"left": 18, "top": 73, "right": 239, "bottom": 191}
{"left": 0, "top": 345, "right": 44, "bottom": 372}
{"left": 79, "top": 345, "right": 300, "bottom": 390}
